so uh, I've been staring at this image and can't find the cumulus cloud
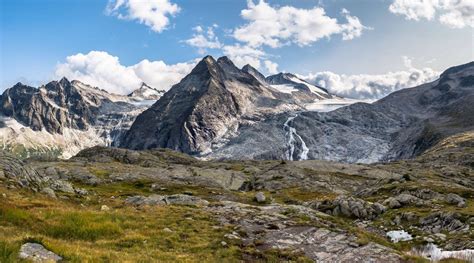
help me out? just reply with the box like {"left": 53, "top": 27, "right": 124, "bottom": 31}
{"left": 300, "top": 57, "right": 440, "bottom": 99}
{"left": 233, "top": 0, "right": 369, "bottom": 48}
{"left": 221, "top": 44, "right": 267, "bottom": 69}
{"left": 55, "top": 51, "right": 196, "bottom": 95}
{"left": 389, "top": 0, "right": 474, "bottom": 28}
{"left": 106, "top": 0, "right": 180, "bottom": 32}
{"left": 184, "top": 25, "right": 223, "bottom": 54}
{"left": 264, "top": 60, "right": 279, "bottom": 74}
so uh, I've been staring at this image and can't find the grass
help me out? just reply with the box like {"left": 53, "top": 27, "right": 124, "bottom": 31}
{"left": 0, "top": 183, "right": 317, "bottom": 262}
{"left": 0, "top": 185, "right": 242, "bottom": 262}
{"left": 89, "top": 167, "right": 112, "bottom": 178}
{"left": 0, "top": 241, "right": 21, "bottom": 263}
{"left": 273, "top": 187, "right": 337, "bottom": 204}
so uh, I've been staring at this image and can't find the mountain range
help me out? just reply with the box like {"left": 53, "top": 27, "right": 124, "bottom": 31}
{"left": 1, "top": 56, "right": 473, "bottom": 262}
{"left": 1, "top": 56, "right": 473, "bottom": 163}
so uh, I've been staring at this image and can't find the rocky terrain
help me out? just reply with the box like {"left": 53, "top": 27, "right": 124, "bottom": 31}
{"left": 201, "top": 61, "right": 474, "bottom": 162}
{"left": 0, "top": 131, "right": 472, "bottom": 262}
{"left": 0, "top": 78, "right": 159, "bottom": 158}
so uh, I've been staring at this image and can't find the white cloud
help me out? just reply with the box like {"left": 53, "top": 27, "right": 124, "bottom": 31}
{"left": 264, "top": 60, "right": 279, "bottom": 74}
{"left": 233, "top": 0, "right": 369, "bottom": 48}
{"left": 340, "top": 9, "right": 370, "bottom": 40}
{"left": 55, "top": 51, "right": 196, "bottom": 95}
{"left": 389, "top": 0, "right": 474, "bottom": 28}
{"left": 222, "top": 44, "right": 266, "bottom": 69}
{"left": 106, "top": 0, "right": 180, "bottom": 33}
{"left": 300, "top": 58, "right": 440, "bottom": 99}
{"left": 184, "top": 26, "right": 223, "bottom": 54}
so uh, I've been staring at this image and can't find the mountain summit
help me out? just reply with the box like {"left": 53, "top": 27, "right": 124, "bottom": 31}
{"left": 128, "top": 82, "right": 165, "bottom": 101}
{"left": 120, "top": 55, "right": 298, "bottom": 154}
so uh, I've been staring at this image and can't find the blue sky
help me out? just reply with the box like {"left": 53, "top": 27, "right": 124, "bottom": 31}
{"left": 1, "top": 0, "right": 473, "bottom": 98}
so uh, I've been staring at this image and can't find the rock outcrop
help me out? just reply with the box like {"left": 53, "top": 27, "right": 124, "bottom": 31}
{"left": 307, "top": 196, "right": 386, "bottom": 219}
{"left": 0, "top": 150, "right": 81, "bottom": 196}
{"left": 125, "top": 194, "right": 209, "bottom": 206}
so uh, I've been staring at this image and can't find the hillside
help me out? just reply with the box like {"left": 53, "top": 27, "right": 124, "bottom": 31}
{"left": 1, "top": 132, "right": 472, "bottom": 262}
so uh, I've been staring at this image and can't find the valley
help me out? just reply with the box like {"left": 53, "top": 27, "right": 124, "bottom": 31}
{"left": 0, "top": 57, "right": 472, "bottom": 262}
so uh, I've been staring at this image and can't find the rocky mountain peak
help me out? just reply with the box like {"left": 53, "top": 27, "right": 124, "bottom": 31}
{"left": 59, "top": 77, "right": 70, "bottom": 86}
{"left": 242, "top": 64, "right": 267, "bottom": 84}
{"left": 120, "top": 55, "right": 291, "bottom": 154}
{"left": 128, "top": 82, "right": 164, "bottom": 101}
{"left": 216, "top": 56, "right": 234, "bottom": 66}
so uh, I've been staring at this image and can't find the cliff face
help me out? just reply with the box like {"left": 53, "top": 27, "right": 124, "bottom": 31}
{"left": 0, "top": 78, "right": 150, "bottom": 158}
{"left": 0, "top": 78, "right": 97, "bottom": 133}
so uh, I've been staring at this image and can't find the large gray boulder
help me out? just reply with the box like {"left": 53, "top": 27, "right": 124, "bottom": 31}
{"left": 18, "top": 243, "right": 62, "bottom": 262}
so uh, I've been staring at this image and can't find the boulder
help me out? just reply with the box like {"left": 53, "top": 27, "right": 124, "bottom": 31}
{"left": 384, "top": 197, "right": 402, "bottom": 209}
{"left": 384, "top": 193, "right": 423, "bottom": 209}
{"left": 445, "top": 193, "right": 466, "bottom": 207}
{"left": 255, "top": 192, "right": 266, "bottom": 203}
{"left": 18, "top": 243, "right": 62, "bottom": 262}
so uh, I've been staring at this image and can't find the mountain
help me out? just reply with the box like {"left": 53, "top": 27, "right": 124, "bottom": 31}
{"left": 128, "top": 82, "right": 165, "bottom": 101}
{"left": 120, "top": 58, "right": 473, "bottom": 162}
{"left": 120, "top": 56, "right": 304, "bottom": 154}
{"left": 0, "top": 78, "right": 152, "bottom": 158}
{"left": 266, "top": 72, "right": 332, "bottom": 100}
{"left": 203, "top": 61, "right": 474, "bottom": 162}
{"left": 242, "top": 64, "right": 334, "bottom": 102}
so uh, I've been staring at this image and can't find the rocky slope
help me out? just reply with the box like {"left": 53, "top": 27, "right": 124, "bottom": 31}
{"left": 1, "top": 131, "right": 472, "bottom": 262}
{"left": 120, "top": 56, "right": 310, "bottom": 154}
{"left": 203, "top": 61, "right": 474, "bottom": 162}
{"left": 0, "top": 78, "right": 155, "bottom": 158}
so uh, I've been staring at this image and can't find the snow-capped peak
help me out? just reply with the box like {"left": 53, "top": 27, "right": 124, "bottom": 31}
{"left": 266, "top": 72, "right": 332, "bottom": 99}
{"left": 128, "top": 82, "right": 165, "bottom": 101}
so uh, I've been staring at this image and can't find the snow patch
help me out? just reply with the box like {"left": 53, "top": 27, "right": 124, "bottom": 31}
{"left": 412, "top": 243, "right": 474, "bottom": 262}
{"left": 387, "top": 230, "right": 413, "bottom": 243}
{"left": 289, "top": 76, "right": 328, "bottom": 96}
{"left": 271, "top": 84, "right": 298, "bottom": 94}
{"left": 304, "top": 98, "right": 375, "bottom": 112}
